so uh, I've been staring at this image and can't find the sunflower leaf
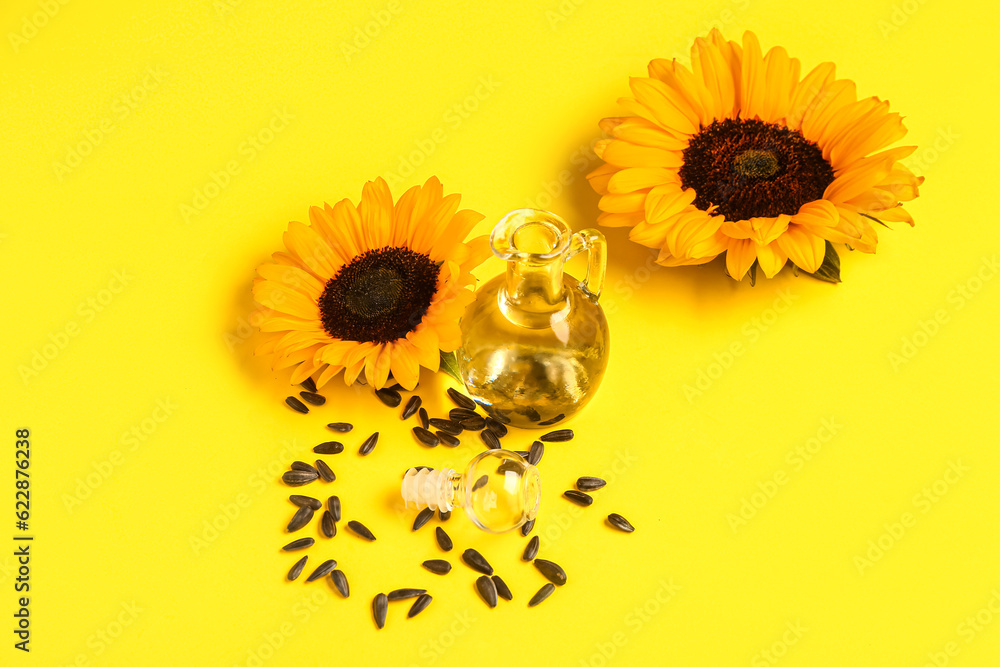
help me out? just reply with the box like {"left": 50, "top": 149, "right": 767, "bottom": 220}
{"left": 439, "top": 350, "right": 463, "bottom": 384}
{"left": 748, "top": 261, "right": 758, "bottom": 287}
{"left": 808, "top": 242, "right": 842, "bottom": 284}
{"left": 859, "top": 212, "right": 891, "bottom": 229}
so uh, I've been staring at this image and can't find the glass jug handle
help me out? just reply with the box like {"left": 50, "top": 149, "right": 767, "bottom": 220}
{"left": 566, "top": 229, "right": 606, "bottom": 300}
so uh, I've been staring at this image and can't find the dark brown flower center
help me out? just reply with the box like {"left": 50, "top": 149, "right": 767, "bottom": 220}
{"left": 319, "top": 247, "right": 440, "bottom": 344}
{"left": 678, "top": 118, "right": 835, "bottom": 220}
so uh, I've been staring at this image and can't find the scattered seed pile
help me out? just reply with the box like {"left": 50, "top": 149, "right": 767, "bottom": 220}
{"left": 277, "top": 377, "right": 635, "bottom": 628}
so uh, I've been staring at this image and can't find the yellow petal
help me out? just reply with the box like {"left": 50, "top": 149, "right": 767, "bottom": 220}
{"left": 787, "top": 62, "right": 836, "bottom": 131}
{"left": 726, "top": 238, "right": 756, "bottom": 281}
{"left": 740, "top": 31, "right": 766, "bottom": 120}
{"left": 629, "top": 77, "right": 700, "bottom": 135}
{"left": 756, "top": 242, "right": 788, "bottom": 278}
{"left": 599, "top": 191, "right": 648, "bottom": 214}
{"left": 776, "top": 224, "right": 825, "bottom": 272}
{"left": 606, "top": 167, "right": 676, "bottom": 194}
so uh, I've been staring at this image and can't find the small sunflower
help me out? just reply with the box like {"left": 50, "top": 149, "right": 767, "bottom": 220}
{"left": 253, "top": 177, "right": 490, "bottom": 390}
{"left": 588, "top": 30, "right": 922, "bottom": 282}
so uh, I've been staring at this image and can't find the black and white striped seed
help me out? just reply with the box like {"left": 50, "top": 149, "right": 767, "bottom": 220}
{"left": 492, "top": 575, "right": 512, "bottom": 601}
{"left": 449, "top": 408, "right": 478, "bottom": 421}
{"left": 347, "top": 520, "right": 376, "bottom": 541}
{"left": 436, "top": 431, "right": 460, "bottom": 447}
{"left": 537, "top": 413, "right": 565, "bottom": 426}
{"left": 533, "top": 559, "right": 567, "bottom": 586}
{"left": 607, "top": 513, "right": 635, "bottom": 533}
{"left": 487, "top": 409, "right": 511, "bottom": 424}
{"left": 422, "top": 559, "right": 452, "bottom": 574}
{"left": 315, "top": 459, "right": 336, "bottom": 482}
{"left": 286, "top": 506, "right": 314, "bottom": 532}
{"left": 480, "top": 430, "right": 501, "bottom": 449}
{"left": 289, "top": 495, "right": 321, "bottom": 510}
{"left": 528, "top": 441, "right": 544, "bottom": 466}
{"left": 522, "top": 535, "right": 539, "bottom": 561}
{"left": 428, "top": 418, "right": 462, "bottom": 435}
{"left": 287, "top": 555, "right": 308, "bottom": 581}
{"left": 563, "top": 489, "right": 593, "bottom": 506}
{"left": 375, "top": 387, "right": 401, "bottom": 408}
{"left": 387, "top": 588, "right": 426, "bottom": 601}
{"left": 408, "top": 594, "right": 432, "bottom": 618}
{"left": 300, "top": 377, "right": 317, "bottom": 393}
{"left": 306, "top": 559, "right": 338, "bottom": 582}
{"left": 282, "top": 537, "right": 314, "bottom": 551}
{"left": 373, "top": 593, "right": 388, "bottom": 629}
{"left": 576, "top": 476, "right": 606, "bottom": 491}
{"left": 459, "top": 416, "right": 486, "bottom": 431}
{"left": 299, "top": 391, "right": 326, "bottom": 406}
{"left": 462, "top": 549, "right": 493, "bottom": 575}
{"left": 412, "top": 507, "right": 434, "bottom": 531}
{"left": 528, "top": 583, "right": 556, "bottom": 607}
{"left": 285, "top": 396, "right": 309, "bottom": 414}
{"left": 412, "top": 427, "right": 439, "bottom": 447}
{"left": 521, "top": 519, "right": 535, "bottom": 536}
{"left": 471, "top": 474, "right": 489, "bottom": 491}
{"left": 326, "top": 422, "right": 353, "bottom": 432}
{"left": 540, "top": 429, "right": 574, "bottom": 442}
{"left": 447, "top": 387, "right": 477, "bottom": 410}
{"left": 435, "top": 526, "right": 453, "bottom": 552}
{"left": 418, "top": 407, "right": 430, "bottom": 429}
{"left": 485, "top": 418, "right": 507, "bottom": 438}
{"left": 401, "top": 395, "right": 421, "bottom": 420}
{"left": 359, "top": 432, "right": 378, "bottom": 456}
{"left": 291, "top": 461, "right": 318, "bottom": 474}
{"left": 475, "top": 575, "right": 498, "bottom": 608}
{"left": 321, "top": 511, "right": 336, "bottom": 538}
{"left": 328, "top": 495, "right": 341, "bottom": 521}
{"left": 330, "top": 569, "right": 349, "bottom": 597}
{"left": 438, "top": 509, "right": 451, "bottom": 521}
{"left": 313, "top": 441, "right": 344, "bottom": 455}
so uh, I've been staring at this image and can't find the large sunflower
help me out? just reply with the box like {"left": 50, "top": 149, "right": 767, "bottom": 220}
{"left": 588, "top": 30, "right": 922, "bottom": 282}
{"left": 253, "top": 177, "right": 490, "bottom": 390}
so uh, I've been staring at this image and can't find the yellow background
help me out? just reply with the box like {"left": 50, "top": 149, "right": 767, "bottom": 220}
{"left": 3, "top": 0, "right": 999, "bottom": 664}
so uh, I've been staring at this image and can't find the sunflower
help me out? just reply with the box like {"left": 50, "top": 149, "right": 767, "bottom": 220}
{"left": 588, "top": 30, "right": 922, "bottom": 282}
{"left": 253, "top": 177, "right": 490, "bottom": 390}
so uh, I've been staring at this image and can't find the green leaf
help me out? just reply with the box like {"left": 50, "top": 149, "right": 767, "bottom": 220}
{"left": 748, "top": 260, "right": 758, "bottom": 286}
{"left": 439, "top": 350, "right": 463, "bottom": 384}
{"left": 808, "top": 241, "right": 842, "bottom": 284}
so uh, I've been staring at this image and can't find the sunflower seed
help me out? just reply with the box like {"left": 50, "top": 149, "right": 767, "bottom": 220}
{"left": 321, "top": 510, "right": 336, "bottom": 537}
{"left": 328, "top": 495, "right": 341, "bottom": 521}
{"left": 330, "top": 569, "right": 349, "bottom": 597}
{"left": 475, "top": 575, "right": 498, "bottom": 608}
{"left": 607, "top": 513, "right": 635, "bottom": 533}
{"left": 436, "top": 431, "right": 460, "bottom": 447}
{"left": 290, "top": 495, "right": 321, "bottom": 510}
{"left": 533, "top": 559, "right": 567, "bottom": 586}
{"left": 315, "top": 459, "right": 336, "bottom": 482}
{"left": 577, "top": 476, "right": 606, "bottom": 491}
{"left": 287, "top": 555, "right": 308, "bottom": 581}
{"left": 327, "top": 422, "right": 353, "bottom": 432}
{"left": 447, "top": 387, "right": 477, "bottom": 410}
{"left": 462, "top": 549, "right": 493, "bottom": 575}
{"left": 412, "top": 427, "right": 439, "bottom": 447}
{"left": 528, "top": 441, "right": 544, "bottom": 466}
{"left": 485, "top": 418, "right": 508, "bottom": 438}
{"left": 458, "top": 416, "right": 486, "bottom": 431}
{"left": 422, "top": 559, "right": 452, "bottom": 574}
{"left": 285, "top": 396, "right": 309, "bottom": 413}
{"left": 486, "top": 408, "right": 511, "bottom": 424}
{"left": 438, "top": 509, "right": 451, "bottom": 521}
{"left": 418, "top": 407, "right": 430, "bottom": 429}
{"left": 375, "top": 387, "right": 402, "bottom": 408}
{"left": 306, "top": 559, "right": 338, "bottom": 582}
{"left": 522, "top": 535, "right": 539, "bottom": 561}
{"left": 313, "top": 441, "right": 344, "bottom": 455}
{"left": 540, "top": 429, "right": 574, "bottom": 442}
{"left": 529, "top": 583, "right": 556, "bottom": 607}
{"left": 282, "top": 537, "right": 314, "bottom": 551}
{"left": 480, "top": 430, "right": 501, "bottom": 449}
{"left": 287, "top": 506, "right": 314, "bottom": 532}
{"left": 401, "top": 395, "right": 422, "bottom": 420}
{"left": 412, "top": 507, "right": 434, "bottom": 531}
{"left": 492, "top": 575, "right": 512, "bottom": 601}
{"left": 537, "top": 413, "right": 565, "bottom": 426}
{"left": 435, "top": 526, "right": 453, "bottom": 552}
{"left": 300, "top": 377, "right": 317, "bottom": 393}
{"left": 449, "top": 408, "right": 478, "bottom": 421}
{"left": 284, "top": 480, "right": 318, "bottom": 497}
{"left": 471, "top": 474, "right": 489, "bottom": 491}
{"left": 563, "top": 489, "right": 593, "bottom": 506}
{"left": 408, "top": 593, "right": 432, "bottom": 618}
{"left": 299, "top": 391, "right": 326, "bottom": 406}
{"left": 347, "top": 520, "right": 376, "bottom": 541}
{"left": 496, "top": 460, "right": 522, "bottom": 475}
{"left": 521, "top": 519, "right": 535, "bottom": 536}
{"left": 523, "top": 406, "right": 541, "bottom": 422}
{"left": 373, "top": 593, "right": 388, "bottom": 629}
{"left": 291, "top": 461, "right": 318, "bottom": 474}
{"left": 387, "top": 588, "right": 426, "bottom": 601}
{"left": 428, "top": 418, "right": 462, "bottom": 435}
{"left": 359, "top": 432, "right": 379, "bottom": 456}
